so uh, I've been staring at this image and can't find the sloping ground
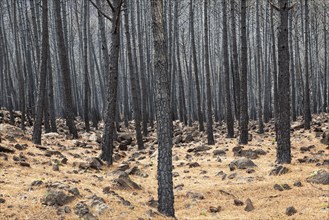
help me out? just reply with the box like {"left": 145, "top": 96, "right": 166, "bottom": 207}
{"left": 0, "top": 110, "right": 328, "bottom": 220}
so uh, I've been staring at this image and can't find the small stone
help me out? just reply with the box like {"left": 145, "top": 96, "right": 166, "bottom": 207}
{"left": 0, "top": 198, "right": 5, "bottom": 203}
{"left": 64, "top": 206, "right": 71, "bottom": 213}
{"left": 234, "top": 199, "right": 244, "bottom": 206}
{"left": 189, "top": 162, "right": 200, "bottom": 168}
{"left": 228, "top": 173, "right": 237, "bottom": 179}
{"left": 209, "top": 206, "right": 221, "bottom": 213}
{"left": 119, "top": 143, "right": 128, "bottom": 151}
{"left": 244, "top": 198, "right": 254, "bottom": 212}
{"left": 19, "top": 162, "right": 30, "bottom": 167}
{"left": 14, "top": 143, "right": 25, "bottom": 150}
{"left": 68, "top": 187, "right": 80, "bottom": 196}
{"left": 285, "top": 206, "right": 297, "bottom": 216}
{"left": 293, "top": 181, "right": 302, "bottom": 187}
{"left": 213, "top": 149, "right": 226, "bottom": 156}
{"left": 270, "top": 165, "right": 289, "bottom": 176}
{"left": 274, "top": 184, "right": 284, "bottom": 191}
{"left": 31, "top": 180, "right": 43, "bottom": 187}
{"left": 186, "top": 191, "right": 205, "bottom": 200}
{"left": 306, "top": 170, "right": 329, "bottom": 185}
{"left": 53, "top": 164, "right": 59, "bottom": 171}
{"left": 246, "top": 168, "right": 255, "bottom": 174}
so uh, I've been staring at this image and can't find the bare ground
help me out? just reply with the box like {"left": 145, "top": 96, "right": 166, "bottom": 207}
{"left": 0, "top": 110, "right": 328, "bottom": 220}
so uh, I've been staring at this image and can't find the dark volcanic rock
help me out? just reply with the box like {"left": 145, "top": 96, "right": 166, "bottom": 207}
{"left": 0, "top": 146, "right": 15, "bottom": 153}
{"left": 209, "top": 206, "right": 221, "bottom": 213}
{"left": 285, "top": 206, "right": 297, "bottom": 216}
{"left": 320, "top": 132, "right": 329, "bottom": 145}
{"left": 244, "top": 198, "right": 254, "bottom": 212}
{"left": 42, "top": 189, "right": 73, "bottom": 206}
{"left": 193, "top": 145, "right": 211, "bottom": 152}
{"left": 186, "top": 191, "right": 205, "bottom": 200}
{"left": 270, "top": 165, "right": 289, "bottom": 176}
{"left": 229, "top": 158, "right": 257, "bottom": 171}
{"left": 234, "top": 199, "right": 244, "bottom": 206}
{"left": 114, "top": 176, "right": 141, "bottom": 190}
{"left": 213, "top": 149, "right": 226, "bottom": 156}
{"left": 306, "top": 170, "right": 329, "bottom": 185}
{"left": 189, "top": 162, "right": 200, "bottom": 168}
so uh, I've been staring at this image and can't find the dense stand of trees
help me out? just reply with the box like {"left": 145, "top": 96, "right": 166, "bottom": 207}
{"left": 0, "top": 0, "right": 328, "bottom": 216}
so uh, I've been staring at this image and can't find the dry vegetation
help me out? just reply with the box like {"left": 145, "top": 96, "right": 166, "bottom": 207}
{"left": 0, "top": 109, "right": 328, "bottom": 220}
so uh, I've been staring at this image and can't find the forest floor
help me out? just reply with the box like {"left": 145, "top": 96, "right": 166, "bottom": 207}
{"left": 0, "top": 109, "right": 328, "bottom": 220}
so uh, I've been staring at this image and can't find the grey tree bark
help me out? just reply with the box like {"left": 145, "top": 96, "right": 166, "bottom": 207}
{"left": 32, "top": 0, "right": 49, "bottom": 144}
{"left": 53, "top": 0, "right": 78, "bottom": 138}
{"left": 275, "top": 0, "right": 292, "bottom": 164}
{"left": 151, "top": 0, "right": 175, "bottom": 216}
{"left": 239, "top": 0, "right": 249, "bottom": 145}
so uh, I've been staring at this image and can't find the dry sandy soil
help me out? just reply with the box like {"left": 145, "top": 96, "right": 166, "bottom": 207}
{"left": 0, "top": 110, "right": 328, "bottom": 220}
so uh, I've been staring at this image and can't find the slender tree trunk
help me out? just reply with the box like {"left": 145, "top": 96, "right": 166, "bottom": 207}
{"left": 124, "top": 2, "right": 144, "bottom": 150}
{"left": 304, "top": 0, "right": 311, "bottom": 129}
{"left": 239, "top": 0, "right": 249, "bottom": 145}
{"left": 204, "top": 0, "right": 214, "bottom": 145}
{"left": 222, "top": 0, "right": 234, "bottom": 138}
{"left": 101, "top": 1, "right": 122, "bottom": 164}
{"left": 276, "top": 0, "right": 292, "bottom": 164}
{"left": 151, "top": 0, "right": 175, "bottom": 216}
{"left": 190, "top": 0, "right": 204, "bottom": 132}
{"left": 53, "top": 0, "right": 78, "bottom": 138}
{"left": 230, "top": 0, "right": 240, "bottom": 122}
{"left": 32, "top": 0, "right": 48, "bottom": 144}
{"left": 83, "top": 0, "right": 90, "bottom": 131}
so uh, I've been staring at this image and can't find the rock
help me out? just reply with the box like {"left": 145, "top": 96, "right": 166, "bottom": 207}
{"left": 186, "top": 191, "right": 205, "bottom": 200}
{"left": 320, "top": 131, "right": 329, "bottom": 145}
{"left": 244, "top": 198, "right": 254, "bottom": 212}
{"left": 31, "top": 180, "right": 43, "bottom": 187}
{"left": 173, "top": 135, "right": 182, "bottom": 144}
{"left": 285, "top": 206, "right": 297, "bottom": 216}
{"left": 248, "top": 133, "right": 253, "bottom": 142}
{"left": 228, "top": 173, "right": 237, "bottom": 179}
{"left": 19, "top": 162, "right": 30, "bottom": 167}
{"left": 90, "top": 195, "right": 109, "bottom": 215}
{"left": 0, "top": 124, "right": 24, "bottom": 138}
{"left": 52, "top": 164, "right": 59, "bottom": 171}
{"left": 274, "top": 184, "right": 291, "bottom": 191}
{"left": 14, "top": 143, "right": 26, "bottom": 150}
{"left": 118, "top": 143, "right": 128, "bottom": 151}
{"left": 117, "top": 133, "right": 133, "bottom": 145}
{"left": 0, "top": 198, "right": 5, "bottom": 203}
{"left": 184, "top": 134, "right": 194, "bottom": 143}
{"left": 246, "top": 168, "right": 255, "bottom": 174}
{"left": 229, "top": 158, "right": 257, "bottom": 171}
{"left": 43, "top": 132, "right": 60, "bottom": 139}
{"left": 306, "top": 170, "right": 329, "bottom": 185}
{"left": 234, "top": 149, "right": 258, "bottom": 159}
{"left": 270, "top": 165, "right": 289, "bottom": 176}
{"left": 42, "top": 189, "right": 72, "bottom": 206}
{"left": 146, "top": 197, "right": 158, "bottom": 208}
{"left": 74, "top": 202, "right": 97, "bottom": 220}
{"left": 189, "top": 162, "right": 200, "bottom": 168}
{"left": 234, "top": 199, "right": 244, "bottom": 206}
{"left": 293, "top": 181, "right": 302, "bottom": 187}
{"left": 64, "top": 206, "right": 71, "bottom": 213}
{"left": 88, "top": 157, "right": 103, "bottom": 170}
{"left": 114, "top": 176, "right": 141, "bottom": 190}
{"left": 232, "top": 146, "right": 242, "bottom": 153}
{"left": 213, "top": 149, "right": 226, "bottom": 156}
{"left": 209, "top": 206, "right": 221, "bottom": 213}
{"left": 118, "top": 164, "right": 130, "bottom": 172}
{"left": 0, "top": 146, "right": 15, "bottom": 153}
{"left": 68, "top": 188, "right": 80, "bottom": 196}
{"left": 194, "top": 145, "right": 211, "bottom": 152}
{"left": 274, "top": 184, "right": 284, "bottom": 191}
